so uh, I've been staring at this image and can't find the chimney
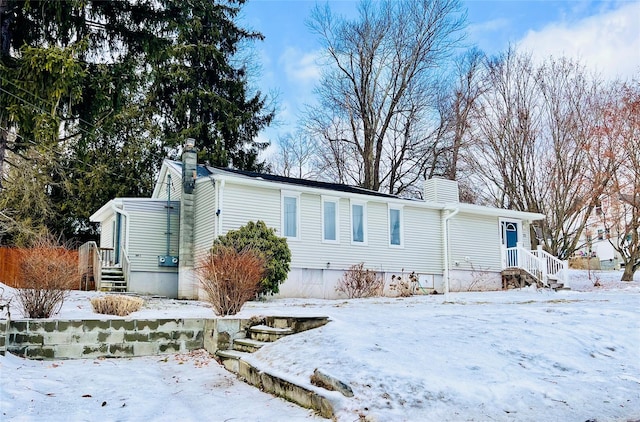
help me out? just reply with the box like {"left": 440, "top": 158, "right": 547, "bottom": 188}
{"left": 182, "top": 138, "right": 197, "bottom": 194}
{"left": 424, "top": 178, "right": 459, "bottom": 203}
{"left": 178, "top": 138, "right": 197, "bottom": 299}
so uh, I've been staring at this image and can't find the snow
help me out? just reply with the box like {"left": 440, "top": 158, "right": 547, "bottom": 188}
{"left": 1, "top": 269, "right": 639, "bottom": 421}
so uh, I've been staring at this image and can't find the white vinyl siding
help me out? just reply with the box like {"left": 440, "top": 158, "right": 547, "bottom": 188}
{"left": 122, "top": 200, "right": 180, "bottom": 273}
{"left": 350, "top": 201, "right": 367, "bottom": 244}
{"left": 389, "top": 206, "right": 403, "bottom": 247}
{"left": 100, "top": 215, "right": 115, "bottom": 249}
{"left": 221, "top": 182, "right": 280, "bottom": 234}
{"left": 153, "top": 169, "right": 182, "bottom": 201}
{"left": 449, "top": 212, "right": 502, "bottom": 271}
{"left": 213, "top": 182, "right": 443, "bottom": 274}
{"left": 193, "top": 181, "right": 217, "bottom": 266}
{"left": 322, "top": 196, "right": 339, "bottom": 243}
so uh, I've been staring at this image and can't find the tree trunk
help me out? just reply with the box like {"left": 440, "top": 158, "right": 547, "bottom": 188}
{"left": 621, "top": 264, "right": 636, "bottom": 282}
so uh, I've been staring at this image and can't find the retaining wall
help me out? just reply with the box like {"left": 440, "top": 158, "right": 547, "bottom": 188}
{"left": 2, "top": 318, "right": 209, "bottom": 359}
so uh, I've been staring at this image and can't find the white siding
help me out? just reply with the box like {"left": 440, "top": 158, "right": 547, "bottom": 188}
{"left": 448, "top": 212, "right": 502, "bottom": 271}
{"left": 193, "top": 182, "right": 217, "bottom": 267}
{"left": 100, "top": 214, "right": 115, "bottom": 249}
{"left": 154, "top": 170, "right": 182, "bottom": 201}
{"left": 123, "top": 200, "right": 180, "bottom": 273}
{"left": 218, "top": 182, "right": 443, "bottom": 274}
{"left": 222, "top": 182, "right": 281, "bottom": 232}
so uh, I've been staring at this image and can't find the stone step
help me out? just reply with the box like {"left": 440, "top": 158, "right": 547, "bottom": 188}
{"left": 233, "top": 338, "right": 268, "bottom": 353}
{"left": 215, "top": 349, "right": 251, "bottom": 373}
{"left": 265, "top": 316, "right": 330, "bottom": 333}
{"left": 249, "top": 325, "right": 294, "bottom": 342}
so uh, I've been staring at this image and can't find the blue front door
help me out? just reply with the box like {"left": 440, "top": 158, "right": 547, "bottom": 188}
{"left": 502, "top": 221, "right": 519, "bottom": 266}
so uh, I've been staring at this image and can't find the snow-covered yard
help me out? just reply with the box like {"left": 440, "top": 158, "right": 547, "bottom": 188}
{"left": 1, "top": 270, "right": 639, "bottom": 421}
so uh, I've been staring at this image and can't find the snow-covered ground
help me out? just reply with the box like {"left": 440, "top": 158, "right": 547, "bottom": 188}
{"left": 1, "top": 270, "right": 639, "bottom": 421}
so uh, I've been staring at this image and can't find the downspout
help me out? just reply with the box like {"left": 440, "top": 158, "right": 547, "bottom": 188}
{"left": 216, "top": 179, "right": 225, "bottom": 237}
{"left": 442, "top": 206, "right": 460, "bottom": 300}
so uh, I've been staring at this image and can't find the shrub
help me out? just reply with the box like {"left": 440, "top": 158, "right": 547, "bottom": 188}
{"left": 213, "top": 221, "right": 291, "bottom": 295}
{"left": 336, "top": 263, "right": 384, "bottom": 299}
{"left": 197, "top": 246, "right": 266, "bottom": 316}
{"left": 91, "top": 295, "right": 144, "bottom": 316}
{"left": 390, "top": 271, "right": 418, "bottom": 297}
{"left": 14, "top": 236, "right": 79, "bottom": 318}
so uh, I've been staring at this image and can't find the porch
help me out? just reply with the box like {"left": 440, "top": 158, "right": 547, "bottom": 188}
{"left": 501, "top": 244, "right": 569, "bottom": 290}
{"left": 78, "top": 242, "right": 128, "bottom": 293}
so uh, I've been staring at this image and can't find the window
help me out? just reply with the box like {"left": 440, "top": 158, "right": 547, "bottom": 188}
{"left": 282, "top": 193, "right": 299, "bottom": 239}
{"left": 322, "top": 197, "right": 339, "bottom": 242}
{"left": 351, "top": 201, "right": 367, "bottom": 244}
{"left": 389, "top": 206, "right": 403, "bottom": 247}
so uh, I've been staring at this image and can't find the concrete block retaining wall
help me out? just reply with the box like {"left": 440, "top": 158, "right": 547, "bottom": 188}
{"left": 2, "top": 318, "right": 210, "bottom": 360}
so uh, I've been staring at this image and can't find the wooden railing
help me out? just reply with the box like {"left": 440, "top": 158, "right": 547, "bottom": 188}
{"left": 503, "top": 244, "right": 569, "bottom": 287}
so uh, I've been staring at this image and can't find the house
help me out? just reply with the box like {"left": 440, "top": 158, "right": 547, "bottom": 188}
{"left": 86, "top": 142, "right": 567, "bottom": 299}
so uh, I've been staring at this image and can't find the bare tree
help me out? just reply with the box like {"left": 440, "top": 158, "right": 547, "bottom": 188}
{"left": 596, "top": 80, "right": 640, "bottom": 281}
{"left": 305, "top": 0, "right": 466, "bottom": 195}
{"left": 271, "top": 131, "right": 318, "bottom": 179}
{"left": 468, "top": 50, "right": 607, "bottom": 258}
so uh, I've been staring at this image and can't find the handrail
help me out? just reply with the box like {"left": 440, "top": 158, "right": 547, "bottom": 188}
{"left": 531, "top": 246, "right": 569, "bottom": 288}
{"left": 504, "top": 246, "right": 543, "bottom": 284}
{"left": 503, "top": 244, "right": 569, "bottom": 288}
{"left": 78, "top": 241, "right": 101, "bottom": 290}
{"left": 121, "top": 248, "right": 130, "bottom": 292}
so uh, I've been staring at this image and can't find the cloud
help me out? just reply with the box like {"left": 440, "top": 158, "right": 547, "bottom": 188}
{"left": 279, "top": 47, "right": 322, "bottom": 86}
{"left": 468, "top": 17, "right": 510, "bottom": 36}
{"left": 517, "top": 2, "right": 640, "bottom": 80}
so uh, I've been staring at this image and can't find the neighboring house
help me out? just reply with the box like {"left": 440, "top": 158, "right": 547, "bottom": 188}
{"left": 86, "top": 143, "right": 566, "bottom": 299}
{"left": 577, "top": 194, "right": 633, "bottom": 270}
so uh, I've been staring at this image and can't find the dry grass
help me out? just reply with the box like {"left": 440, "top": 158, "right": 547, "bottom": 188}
{"left": 336, "top": 263, "right": 384, "bottom": 299}
{"left": 91, "top": 295, "right": 144, "bottom": 316}
{"left": 196, "top": 246, "right": 266, "bottom": 316}
{"left": 14, "top": 236, "right": 79, "bottom": 318}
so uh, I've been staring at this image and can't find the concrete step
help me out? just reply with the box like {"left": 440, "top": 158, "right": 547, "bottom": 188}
{"left": 233, "top": 338, "right": 268, "bottom": 353}
{"left": 265, "top": 316, "right": 330, "bottom": 333}
{"left": 248, "top": 325, "right": 294, "bottom": 342}
{"left": 215, "top": 349, "right": 251, "bottom": 373}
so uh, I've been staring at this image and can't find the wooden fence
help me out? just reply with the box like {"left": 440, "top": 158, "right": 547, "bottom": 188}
{"left": 0, "top": 247, "right": 80, "bottom": 289}
{"left": 0, "top": 247, "right": 22, "bottom": 287}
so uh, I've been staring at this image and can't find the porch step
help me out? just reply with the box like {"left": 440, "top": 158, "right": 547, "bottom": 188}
{"left": 100, "top": 267, "right": 126, "bottom": 293}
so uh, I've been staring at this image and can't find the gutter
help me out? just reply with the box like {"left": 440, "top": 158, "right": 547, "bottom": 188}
{"left": 442, "top": 205, "right": 460, "bottom": 299}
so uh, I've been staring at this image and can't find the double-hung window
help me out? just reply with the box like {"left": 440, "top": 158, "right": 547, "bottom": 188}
{"left": 388, "top": 205, "right": 403, "bottom": 247}
{"left": 350, "top": 200, "right": 367, "bottom": 244}
{"left": 322, "top": 197, "right": 339, "bottom": 243}
{"left": 282, "top": 192, "right": 300, "bottom": 240}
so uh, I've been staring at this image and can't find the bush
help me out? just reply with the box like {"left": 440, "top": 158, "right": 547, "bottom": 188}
{"left": 213, "top": 221, "right": 291, "bottom": 295}
{"left": 14, "top": 236, "right": 78, "bottom": 318}
{"left": 336, "top": 263, "right": 384, "bottom": 299}
{"left": 390, "top": 271, "right": 418, "bottom": 297}
{"left": 91, "top": 295, "right": 144, "bottom": 316}
{"left": 197, "top": 246, "right": 266, "bottom": 316}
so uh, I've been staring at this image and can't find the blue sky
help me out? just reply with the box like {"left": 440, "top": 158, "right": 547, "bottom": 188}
{"left": 240, "top": 0, "right": 640, "bottom": 147}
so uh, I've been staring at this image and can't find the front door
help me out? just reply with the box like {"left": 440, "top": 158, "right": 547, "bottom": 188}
{"left": 501, "top": 220, "right": 520, "bottom": 267}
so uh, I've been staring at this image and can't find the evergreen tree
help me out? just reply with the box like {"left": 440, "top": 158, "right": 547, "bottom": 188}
{"left": 0, "top": 0, "right": 273, "bottom": 244}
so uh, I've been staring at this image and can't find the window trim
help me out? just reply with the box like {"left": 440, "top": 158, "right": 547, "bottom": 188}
{"left": 281, "top": 191, "right": 301, "bottom": 241}
{"left": 350, "top": 200, "right": 368, "bottom": 245}
{"left": 321, "top": 196, "right": 340, "bottom": 244}
{"left": 388, "top": 204, "right": 404, "bottom": 248}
